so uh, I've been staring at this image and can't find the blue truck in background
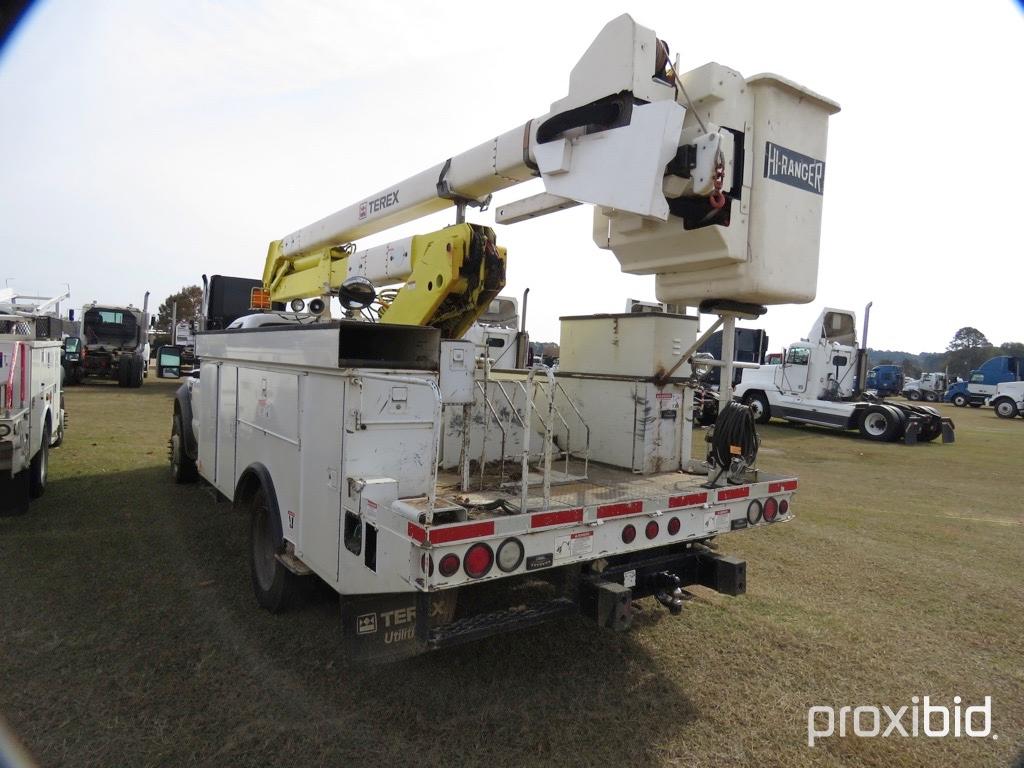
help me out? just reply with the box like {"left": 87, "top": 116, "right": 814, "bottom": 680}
{"left": 866, "top": 364, "right": 905, "bottom": 397}
{"left": 944, "top": 355, "right": 1024, "bottom": 407}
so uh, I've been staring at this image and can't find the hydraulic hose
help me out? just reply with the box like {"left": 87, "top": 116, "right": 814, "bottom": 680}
{"left": 708, "top": 400, "right": 759, "bottom": 471}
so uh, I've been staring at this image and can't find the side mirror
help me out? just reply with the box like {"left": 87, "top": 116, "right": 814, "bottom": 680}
{"left": 149, "top": 316, "right": 156, "bottom": 329}
{"left": 155, "top": 345, "right": 182, "bottom": 379}
{"left": 63, "top": 336, "right": 82, "bottom": 361}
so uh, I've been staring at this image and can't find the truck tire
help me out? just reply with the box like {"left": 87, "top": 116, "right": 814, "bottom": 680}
{"left": 129, "top": 357, "right": 144, "bottom": 388}
{"left": 250, "top": 485, "right": 297, "bottom": 613}
{"left": 858, "top": 405, "right": 899, "bottom": 441}
{"left": 29, "top": 422, "right": 50, "bottom": 499}
{"left": 52, "top": 398, "right": 65, "bottom": 448}
{"left": 994, "top": 398, "right": 1019, "bottom": 419}
{"left": 742, "top": 392, "right": 771, "bottom": 424}
{"left": 170, "top": 413, "right": 198, "bottom": 483}
{"left": 882, "top": 405, "right": 906, "bottom": 442}
{"left": 951, "top": 393, "right": 968, "bottom": 407}
{"left": 907, "top": 390, "right": 921, "bottom": 401}
{"left": 0, "top": 471, "right": 30, "bottom": 516}
{"left": 118, "top": 357, "right": 131, "bottom": 388}
{"left": 923, "top": 391, "right": 938, "bottom": 402}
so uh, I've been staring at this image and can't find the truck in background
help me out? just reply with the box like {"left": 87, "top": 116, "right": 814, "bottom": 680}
{"left": 0, "top": 289, "right": 68, "bottom": 515}
{"left": 866, "top": 364, "right": 904, "bottom": 397}
{"left": 944, "top": 355, "right": 1023, "bottom": 407}
{"left": 988, "top": 381, "right": 1023, "bottom": 419}
{"left": 734, "top": 307, "right": 954, "bottom": 444}
{"left": 901, "top": 372, "right": 947, "bottom": 402}
{"left": 63, "top": 294, "right": 151, "bottom": 388}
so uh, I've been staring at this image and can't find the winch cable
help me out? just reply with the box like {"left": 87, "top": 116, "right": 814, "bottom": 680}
{"left": 707, "top": 400, "right": 760, "bottom": 476}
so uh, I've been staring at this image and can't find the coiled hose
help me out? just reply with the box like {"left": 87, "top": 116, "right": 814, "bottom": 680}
{"left": 707, "top": 400, "right": 760, "bottom": 471}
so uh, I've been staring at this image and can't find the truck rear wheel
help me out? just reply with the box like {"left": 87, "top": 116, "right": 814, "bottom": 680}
{"left": 951, "top": 393, "right": 968, "bottom": 407}
{"left": 29, "top": 422, "right": 50, "bottom": 499}
{"left": 117, "top": 357, "right": 131, "bottom": 387}
{"left": 129, "top": 357, "right": 144, "bottom": 388}
{"left": 170, "top": 413, "right": 198, "bottom": 483}
{"left": 923, "top": 391, "right": 938, "bottom": 402}
{"left": 906, "top": 390, "right": 921, "bottom": 401}
{"left": 250, "top": 486, "right": 297, "bottom": 613}
{"left": 742, "top": 392, "right": 771, "bottom": 424}
{"left": 994, "top": 398, "right": 1019, "bottom": 419}
{"left": 858, "top": 405, "right": 899, "bottom": 441}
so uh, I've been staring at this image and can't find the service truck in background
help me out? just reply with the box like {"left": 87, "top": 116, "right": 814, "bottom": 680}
{"left": 169, "top": 14, "right": 839, "bottom": 660}
{"left": 0, "top": 289, "right": 68, "bottom": 515}
{"left": 63, "top": 295, "right": 151, "bottom": 388}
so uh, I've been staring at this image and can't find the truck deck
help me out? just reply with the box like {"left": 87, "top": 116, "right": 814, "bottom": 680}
{"left": 436, "top": 463, "right": 791, "bottom": 522}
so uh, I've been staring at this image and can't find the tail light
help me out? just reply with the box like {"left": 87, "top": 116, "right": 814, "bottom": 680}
{"left": 763, "top": 497, "right": 779, "bottom": 523}
{"left": 438, "top": 553, "right": 460, "bottom": 577}
{"left": 779, "top": 499, "right": 790, "bottom": 516}
{"left": 464, "top": 543, "right": 494, "bottom": 579}
{"left": 496, "top": 538, "right": 524, "bottom": 573}
{"left": 747, "top": 500, "right": 763, "bottom": 525}
{"left": 667, "top": 517, "right": 681, "bottom": 536}
{"left": 645, "top": 521, "right": 659, "bottom": 540}
{"left": 621, "top": 524, "right": 636, "bottom": 544}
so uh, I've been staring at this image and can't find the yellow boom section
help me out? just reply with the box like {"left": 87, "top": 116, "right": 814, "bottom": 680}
{"left": 262, "top": 223, "right": 506, "bottom": 339}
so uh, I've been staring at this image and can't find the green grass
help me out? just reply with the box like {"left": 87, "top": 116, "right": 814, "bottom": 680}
{"left": 1, "top": 381, "right": 1021, "bottom": 767}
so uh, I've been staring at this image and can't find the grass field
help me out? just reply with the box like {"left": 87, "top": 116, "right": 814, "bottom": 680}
{"left": 1, "top": 378, "right": 1021, "bottom": 767}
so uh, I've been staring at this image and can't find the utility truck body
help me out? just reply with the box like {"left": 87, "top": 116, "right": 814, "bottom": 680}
{"left": 0, "top": 290, "right": 68, "bottom": 515}
{"left": 169, "top": 14, "right": 841, "bottom": 658}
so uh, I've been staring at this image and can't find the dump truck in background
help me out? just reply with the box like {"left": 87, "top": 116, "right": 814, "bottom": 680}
{"left": 63, "top": 294, "right": 151, "bottom": 388}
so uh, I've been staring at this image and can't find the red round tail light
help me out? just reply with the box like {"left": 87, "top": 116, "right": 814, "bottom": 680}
{"left": 645, "top": 520, "right": 659, "bottom": 540}
{"left": 621, "top": 524, "right": 636, "bottom": 544}
{"left": 667, "top": 517, "right": 681, "bottom": 536}
{"left": 438, "top": 553, "right": 460, "bottom": 577}
{"left": 763, "top": 497, "right": 779, "bottom": 523}
{"left": 463, "top": 543, "right": 494, "bottom": 579}
{"left": 779, "top": 499, "right": 790, "bottom": 516}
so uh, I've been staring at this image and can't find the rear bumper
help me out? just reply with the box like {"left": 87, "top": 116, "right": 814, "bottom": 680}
{"left": 340, "top": 544, "right": 748, "bottom": 661}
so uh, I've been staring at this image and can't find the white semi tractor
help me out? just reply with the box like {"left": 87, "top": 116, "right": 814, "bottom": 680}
{"left": 169, "top": 15, "right": 839, "bottom": 659}
{"left": 988, "top": 382, "right": 1024, "bottom": 419}
{"left": 0, "top": 290, "right": 68, "bottom": 515}
{"left": 735, "top": 307, "right": 954, "bottom": 443}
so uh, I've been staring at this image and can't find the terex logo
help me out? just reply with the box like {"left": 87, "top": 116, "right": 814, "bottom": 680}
{"left": 358, "top": 189, "right": 400, "bottom": 220}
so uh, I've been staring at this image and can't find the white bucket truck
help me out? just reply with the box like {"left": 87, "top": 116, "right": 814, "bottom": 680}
{"left": 170, "top": 15, "right": 840, "bottom": 659}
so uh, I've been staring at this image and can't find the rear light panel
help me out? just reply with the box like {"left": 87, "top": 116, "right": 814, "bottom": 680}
{"left": 463, "top": 543, "right": 494, "bottom": 579}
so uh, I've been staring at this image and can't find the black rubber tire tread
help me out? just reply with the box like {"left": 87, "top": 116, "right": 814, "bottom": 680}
{"left": 29, "top": 422, "right": 50, "bottom": 499}
{"left": 743, "top": 391, "right": 771, "bottom": 424}
{"left": 117, "top": 357, "right": 131, "bottom": 387}
{"left": 858, "top": 405, "right": 898, "bottom": 441}
{"left": 249, "top": 485, "right": 297, "bottom": 613}
{"left": 170, "top": 413, "right": 199, "bottom": 483}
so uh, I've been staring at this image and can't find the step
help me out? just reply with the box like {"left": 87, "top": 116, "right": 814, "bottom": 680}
{"left": 426, "top": 597, "right": 578, "bottom": 649}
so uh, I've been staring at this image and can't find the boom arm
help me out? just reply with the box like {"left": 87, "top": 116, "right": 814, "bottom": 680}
{"left": 262, "top": 13, "right": 839, "bottom": 326}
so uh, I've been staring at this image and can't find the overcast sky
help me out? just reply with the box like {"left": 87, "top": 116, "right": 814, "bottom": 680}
{"left": 1, "top": 1, "right": 1022, "bottom": 352}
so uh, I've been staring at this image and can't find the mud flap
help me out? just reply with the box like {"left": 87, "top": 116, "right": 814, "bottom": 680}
{"left": 340, "top": 592, "right": 425, "bottom": 663}
{"left": 941, "top": 419, "right": 955, "bottom": 443}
